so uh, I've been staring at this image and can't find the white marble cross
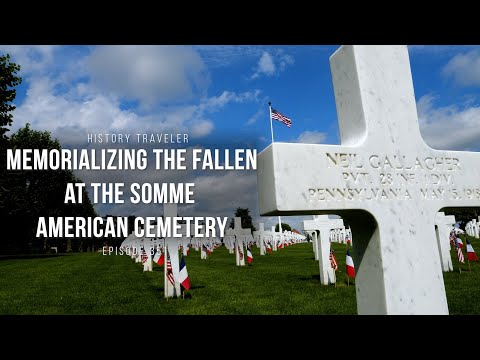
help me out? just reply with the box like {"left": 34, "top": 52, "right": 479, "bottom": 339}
{"left": 253, "top": 223, "right": 270, "bottom": 255}
{"left": 142, "top": 238, "right": 153, "bottom": 272}
{"left": 225, "top": 217, "right": 251, "bottom": 266}
{"left": 435, "top": 212, "right": 455, "bottom": 272}
{"left": 270, "top": 226, "right": 277, "bottom": 251}
{"left": 303, "top": 215, "right": 337, "bottom": 285}
{"left": 223, "top": 235, "right": 235, "bottom": 253}
{"left": 177, "top": 221, "right": 194, "bottom": 256}
{"left": 133, "top": 237, "right": 141, "bottom": 263}
{"left": 472, "top": 219, "right": 479, "bottom": 239}
{"left": 257, "top": 45, "right": 480, "bottom": 315}
{"left": 163, "top": 203, "right": 182, "bottom": 298}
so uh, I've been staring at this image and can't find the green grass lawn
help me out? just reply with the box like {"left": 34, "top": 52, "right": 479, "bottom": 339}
{"left": 0, "top": 239, "right": 479, "bottom": 315}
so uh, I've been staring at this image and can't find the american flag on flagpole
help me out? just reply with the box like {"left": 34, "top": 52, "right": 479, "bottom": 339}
{"left": 271, "top": 107, "right": 292, "bottom": 128}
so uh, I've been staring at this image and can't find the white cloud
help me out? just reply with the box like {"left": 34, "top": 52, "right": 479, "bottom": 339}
{"left": 246, "top": 108, "right": 264, "bottom": 125}
{"left": 195, "top": 45, "right": 261, "bottom": 67}
{"left": 251, "top": 50, "right": 294, "bottom": 79}
{"left": 278, "top": 54, "right": 294, "bottom": 71}
{"left": 0, "top": 45, "right": 58, "bottom": 75}
{"left": 12, "top": 75, "right": 142, "bottom": 144}
{"left": 87, "top": 45, "right": 209, "bottom": 107}
{"left": 3, "top": 45, "right": 267, "bottom": 221}
{"left": 188, "top": 172, "right": 258, "bottom": 217}
{"left": 199, "top": 90, "right": 261, "bottom": 112}
{"left": 13, "top": 83, "right": 258, "bottom": 144}
{"left": 11, "top": 53, "right": 259, "bottom": 145}
{"left": 294, "top": 130, "right": 327, "bottom": 144}
{"left": 190, "top": 120, "right": 214, "bottom": 137}
{"left": 256, "top": 52, "right": 276, "bottom": 77}
{"left": 74, "top": 145, "right": 259, "bottom": 219}
{"left": 417, "top": 94, "right": 480, "bottom": 150}
{"left": 442, "top": 50, "right": 480, "bottom": 86}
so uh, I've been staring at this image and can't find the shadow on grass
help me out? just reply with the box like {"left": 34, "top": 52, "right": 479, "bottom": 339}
{"left": 0, "top": 254, "right": 68, "bottom": 261}
{"left": 189, "top": 285, "right": 205, "bottom": 290}
{"left": 155, "top": 285, "right": 205, "bottom": 293}
{"left": 299, "top": 274, "right": 320, "bottom": 281}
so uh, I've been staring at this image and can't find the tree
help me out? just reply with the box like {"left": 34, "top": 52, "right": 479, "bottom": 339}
{"left": 1, "top": 124, "right": 97, "bottom": 254}
{"left": 229, "top": 207, "right": 256, "bottom": 232}
{"left": 275, "top": 223, "right": 291, "bottom": 232}
{"left": 0, "top": 54, "right": 22, "bottom": 140}
{"left": 0, "top": 54, "right": 22, "bottom": 227}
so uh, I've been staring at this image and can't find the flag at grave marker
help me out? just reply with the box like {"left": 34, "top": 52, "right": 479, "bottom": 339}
{"left": 450, "top": 231, "right": 456, "bottom": 247}
{"left": 238, "top": 245, "right": 244, "bottom": 261}
{"left": 247, "top": 246, "right": 253, "bottom": 265}
{"left": 202, "top": 244, "right": 211, "bottom": 256}
{"left": 346, "top": 250, "right": 355, "bottom": 278}
{"left": 466, "top": 240, "right": 479, "bottom": 262}
{"left": 346, "top": 233, "right": 351, "bottom": 246}
{"left": 455, "top": 238, "right": 465, "bottom": 264}
{"left": 166, "top": 250, "right": 175, "bottom": 286}
{"left": 330, "top": 248, "right": 338, "bottom": 271}
{"left": 153, "top": 248, "right": 164, "bottom": 266}
{"left": 456, "top": 238, "right": 464, "bottom": 249}
{"left": 178, "top": 255, "right": 191, "bottom": 291}
{"left": 141, "top": 247, "right": 148, "bottom": 264}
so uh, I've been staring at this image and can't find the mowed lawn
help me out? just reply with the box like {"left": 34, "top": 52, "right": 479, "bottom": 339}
{"left": 0, "top": 240, "right": 479, "bottom": 315}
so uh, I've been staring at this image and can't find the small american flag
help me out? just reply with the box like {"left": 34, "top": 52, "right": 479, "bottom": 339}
{"left": 166, "top": 250, "right": 175, "bottom": 285}
{"left": 271, "top": 107, "right": 292, "bottom": 128}
{"left": 141, "top": 247, "right": 148, "bottom": 264}
{"left": 455, "top": 238, "right": 465, "bottom": 264}
{"left": 238, "top": 245, "right": 244, "bottom": 261}
{"left": 330, "top": 248, "right": 338, "bottom": 270}
{"left": 202, "top": 244, "right": 210, "bottom": 255}
{"left": 449, "top": 231, "right": 456, "bottom": 247}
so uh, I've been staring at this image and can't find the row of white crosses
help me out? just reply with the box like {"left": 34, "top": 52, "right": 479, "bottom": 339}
{"left": 466, "top": 218, "right": 480, "bottom": 238}
{"left": 225, "top": 217, "right": 253, "bottom": 266}
{"left": 119, "top": 204, "right": 223, "bottom": 298}
{"left": 253, "top": 222, "right": 306, "bottom": 256}
{"left": 303, "top": 215, "right": 343, "bottom": 285}
{"left": 331, "top": 227, "right": 352, "bottom": 244}
{"left": 225, "top": 218, "right": 307, "bottom": 266}
{"left": 303, "top": 211, "right": 460, "bottom": 282}
{"left": 120, "top": 233, "right": 163, "bottom": 272}
{"left": 257, "top": 45, "right": 480, "bottom": 314}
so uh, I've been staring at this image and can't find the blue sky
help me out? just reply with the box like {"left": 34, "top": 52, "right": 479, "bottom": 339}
{"left": 2, "top": 45, "right": 480, "bottom": 230}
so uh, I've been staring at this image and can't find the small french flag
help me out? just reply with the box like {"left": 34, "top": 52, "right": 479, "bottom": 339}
{"left": 153, "top": 249, "right": 164, "bottom": 266}
{"left": 247, "top": 246, "right": 253, "bottom": 265}
{"left": 346, "top": 249, "right": 355, "bottom": 278}
{"left": 466, "top": 240, "right": 479, "bottom": 262}
{"left": 178, "top": 255, "right": 190, "bottom": 291}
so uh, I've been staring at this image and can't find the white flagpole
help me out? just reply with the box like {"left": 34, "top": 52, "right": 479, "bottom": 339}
{"left": 269, "top": 102, "right": 274, "bottom": 144}
{"left": 269, "top": 102, "right": 282, "bottom": 236}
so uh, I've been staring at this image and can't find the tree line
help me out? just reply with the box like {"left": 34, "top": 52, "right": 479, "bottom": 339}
{"left": 0, "top": 54, "right": 100, "bottom": 254}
